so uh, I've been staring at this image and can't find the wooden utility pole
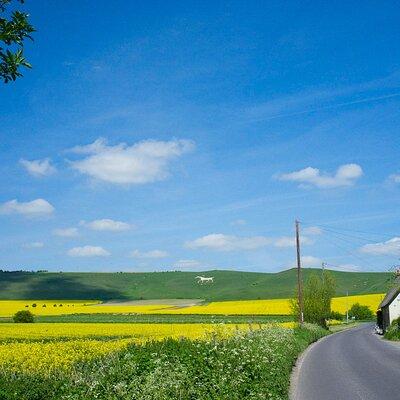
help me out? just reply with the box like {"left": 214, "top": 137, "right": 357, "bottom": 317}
{"left": 321, "top": 262, "right": 326, "bottom": 284}
{"left": 295, "top": 220, "right": 304, "bottom": 324}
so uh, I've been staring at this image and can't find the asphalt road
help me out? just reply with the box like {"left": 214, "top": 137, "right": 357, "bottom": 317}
{"left": 292, "top": 323, "right": 400, "bottom": 400}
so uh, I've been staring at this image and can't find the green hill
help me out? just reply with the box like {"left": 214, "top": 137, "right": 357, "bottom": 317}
{"left": 0, "top": 268, "right": 393, "bottom": 301}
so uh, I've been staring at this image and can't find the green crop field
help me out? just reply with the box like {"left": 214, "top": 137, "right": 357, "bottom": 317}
{"left": 0, "top": 313, "right": 292, "bottom": 324}
{"left": 0, "top": 268, "right": 392, "bottom": 301}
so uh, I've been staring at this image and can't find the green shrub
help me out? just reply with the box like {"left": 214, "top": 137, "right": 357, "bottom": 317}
{"left": 384, "top": 317, "right": 400, "bottom": 341}
{"left": 348, "top": 303, "right": 374, "bottom": 320}
{"left": 13, "top": 310, "right": 34, "bottom": 323}
{"left": 291, "top": 272, "right": 335, "bottom": 328}
{"left": 329, "top": 310, "right": 344, "bottom": 321}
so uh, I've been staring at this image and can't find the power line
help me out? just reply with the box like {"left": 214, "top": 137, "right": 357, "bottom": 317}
{"left": 317, "top": 230, "right": 377, "bottom": 270}
{"left": 302, "top": 221, "right": 395, "bottom": 242}
{"left": 316, "top": 227, "right": 385, "bottom": 244}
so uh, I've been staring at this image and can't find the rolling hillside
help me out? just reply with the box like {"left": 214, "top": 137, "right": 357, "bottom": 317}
{"left": 0, "top": 268, "right": 393, "bottom": 301}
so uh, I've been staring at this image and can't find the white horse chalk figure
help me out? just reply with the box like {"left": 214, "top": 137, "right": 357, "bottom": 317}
{"left": 195, "top": 276, "right": 214, "bottom": 284}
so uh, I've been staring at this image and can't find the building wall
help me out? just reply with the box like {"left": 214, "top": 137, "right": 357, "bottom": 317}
{"left": 389, "top": 292, "right": 400, "bottom": 324}
{"left": 382, "top": 307, "right": 390, "bottom": 331}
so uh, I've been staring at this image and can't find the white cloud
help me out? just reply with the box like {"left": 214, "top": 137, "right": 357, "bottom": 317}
{"left": 278, "top": 164, "right": 363, "bottom": 188}
{"left": 186, "top": 233, "right": 271, "bottom": 251}
{"left": 186, "top": 233, "right": 313, "bottom": 252}
{"left": 173, "top": 259, "right": 206, "bottom": 270}
{"left": 67, "top": 246, "right": 110, "bottom": 257}
{"left": 301, "top": 256, "right": 322, "bottom": 268}
{"left": 20, "top": 158, "right": 56, "bottom": 177}
{"left": 23, "top": 242, "right": 44, "bottom": 249}
{"left": 0, "top": 199, "right": 54, "bottom": 216}
{"left": 302, "top": 226, "right": 322, "bottom": 235}
{"left": 130, "top": 249, "right": 169, "bottom": 259}
{"left": 273, "top": 236, "right": 314, "bottom": 248}
{"left": 81, "top": 219, "right": 132, "bottom": 232}
{"left": 388, "top": 174, "right": 400, "bottom": 184}
{"left": 53, "top": 227, "right": 79, "bottom": 237}
{"left": 69, "top": 138, "right": 194, "bottom": 185}
{"left": 328, "top": 264, "right": 362, "bottom": 272}
{"left": 360, "top": 237, "right": 400, "bottom": 255}
{"left": 289, "top": 256, "right": 322, "bottom": 268}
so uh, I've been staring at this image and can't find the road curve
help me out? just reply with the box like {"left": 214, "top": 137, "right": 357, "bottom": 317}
{"left": 292, "top": 323, "right": 400, "bottom": 400}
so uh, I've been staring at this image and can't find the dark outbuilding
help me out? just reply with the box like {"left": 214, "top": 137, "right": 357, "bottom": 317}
{"left": 377, "top": 279, "right": 400, "bottom": 332}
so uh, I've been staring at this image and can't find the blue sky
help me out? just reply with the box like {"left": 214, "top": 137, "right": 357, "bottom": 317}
{"left": 1, "top": 1, "right": 400, "bottom": 272}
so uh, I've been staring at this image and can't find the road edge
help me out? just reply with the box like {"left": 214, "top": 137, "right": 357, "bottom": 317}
{"left": 289, "top": 333, "right": 329, "bottom": 400}
{"left": 289, "top": 325, "right": 359, "bottom": 400}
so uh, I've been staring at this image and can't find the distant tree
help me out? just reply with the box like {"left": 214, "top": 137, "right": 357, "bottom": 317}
{"left": 290, "top": 271, "right": 336, "bottom": 328}
{"left": 348, "top": 303, "right": 374, "bottom": 320}
{"left": 13, "top": 310, "right": 34, "bottom": 323}
{"left": 0, "top": 0, "right": 35, "bottom": 83}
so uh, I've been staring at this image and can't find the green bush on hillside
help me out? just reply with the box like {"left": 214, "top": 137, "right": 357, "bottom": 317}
{"left": 13, "top": 310, "right": 34, "bottom": 323}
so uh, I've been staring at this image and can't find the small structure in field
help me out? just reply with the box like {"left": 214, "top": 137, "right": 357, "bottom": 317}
{"left": 377, "top": 279, "right": 400, "bottom": 332}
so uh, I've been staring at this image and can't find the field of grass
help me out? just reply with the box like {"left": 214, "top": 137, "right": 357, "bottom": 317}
{"left": 0, "top": 293, "right": 384, "bottom": 318}
{"left": 0, "top": 323, "right": 327, "bottom": 400}
{"left": 0, "top": 268, "right": 392, "bottom": 301}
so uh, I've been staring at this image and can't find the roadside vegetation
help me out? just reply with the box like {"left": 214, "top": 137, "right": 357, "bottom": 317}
{"left": 0, "top": 323, "right": 327, "bottom": 400}
{"left": 348, "top": 303, "right": 374, "bottom": 320}
{"left": 291, "top": 271, "right": 335, "bottom": 328}
{"left": 384, "top": 317, "right": 400, "bottom": 340}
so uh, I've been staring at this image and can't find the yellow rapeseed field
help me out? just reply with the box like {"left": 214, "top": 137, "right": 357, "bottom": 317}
{"left": 0, "top": 322, "right": 261, "bottom": 340}
{"left": 0, "top": 300, "right": 173, "bottom": 317}
{"left": 0, "top": 339, "right": 131, "bottom": 374}
{"left": 153, "top": 294, "right": 383, "bottom": 315}
{"left": 0, "top": 293, "right": 384, "bottom": 318}
{"left": 0, "top": 322, "right": 290, "bottom": 374}
{"left": 331, "top": 293, "right": 384, "bottom": 314}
